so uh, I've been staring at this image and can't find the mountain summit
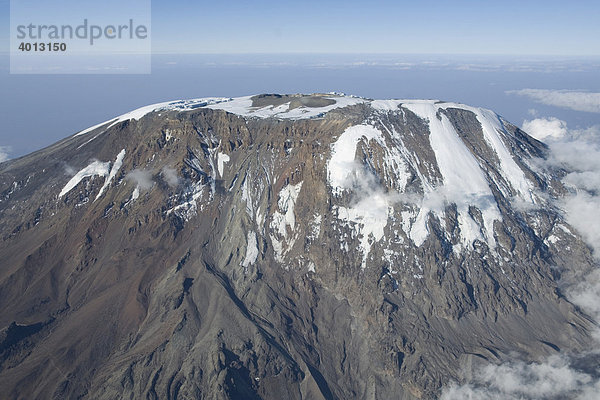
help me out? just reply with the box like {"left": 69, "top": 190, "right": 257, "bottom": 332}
{"left": 0, "top": 94, "right": 595, "bottom": 399}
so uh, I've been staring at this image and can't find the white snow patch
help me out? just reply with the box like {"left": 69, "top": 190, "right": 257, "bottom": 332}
{"left": 59, "top": 160, "right": 110, "bottom": 197}
{"left": 370, "top": 99, "right": 404, "bottom": 111}
{"left": 402, "top": 101, "right": 502, "bottom": 248}
{"left": 400, "top": 210, "right": 415, "bottom": 237}
{"left": 328, "top": 124, "right": 385, "bottom": 194}
{"left": 558, "top": 224, "right": 575, "bottom": 236}
{"left": 337, "top": 193, "right": 390, "bottom": 268}
{"left": 546, "top": 234, "right": 560, "bottom": 244}
{"left": 75, "top": 98, "right": 231, "bottom": 136}
{"left": 441, "top": 103, "right": 534, "bottom": 202}
{"left": 256, "top": 208, "right": 265, "bottom": 230}
{"left": 207, "top": 148, "right": 218, "bottom": 196}
{"left": 278, "top": 182, "right": 303, "bottom": 231}
{"left": 205, "top": 96, "right": 254, "bottom": 116}
{"left": 241, "top": 176, "right": 253, "bottom": 215}
{"left": 217, "top": 152, "right": 230, "bottom": 177}
{"left": 166, "top": 182, "right": 206, "bottom": 220}
{"left": 95, "top": 149, "right": 126, "bottom": 201}
{"left": 241, "top": 231, "right": 259, "bottom": 268}
{"left": 327, "top": 124, "right": 411, "bottom": 267}
{"left": 410, "top": 203, "right": 434, "bottom": 247}
{"left": 271, "top": 237, "right": 285, "bottom": 263}
{"left": 309, "top": 214, "right": 322, "bottom": 240}
{"left": 207, "top": 95, "right": 366, "bottom": 120}
{"left": 270, "top": 182, "right": 303, "bottom": 262}
{"left": 131, "top": 186, "right": 140, "bottom": 201}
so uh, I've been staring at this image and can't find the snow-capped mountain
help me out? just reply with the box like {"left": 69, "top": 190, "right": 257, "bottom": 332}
{"left": 0, "top": 94, "right": 595, "bottom": 399}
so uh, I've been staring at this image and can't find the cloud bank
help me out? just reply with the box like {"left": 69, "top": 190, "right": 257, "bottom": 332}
{"left": 539, "top": 122, "right": 600, "bottom": 256}
{"left": 522, "top": 117, "right": 600, "bottom": 256}
{"left": 442, "top": 118, "right": 600, "bottom": 399}
{"left": 507, "top": 89, "right": 600, "bottom": 113}
{"left": 442, "top": 355, "right": 600, "bottom": 400}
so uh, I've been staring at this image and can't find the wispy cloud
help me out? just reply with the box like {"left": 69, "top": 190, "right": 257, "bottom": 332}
{"left": 507, "top": 89, "right": 600, "bottom": 113}
{"left": 126, "top": 169, "right": 154, "bottom": 190}
{"left": 161, "top": 166, "right": 180, "bottom": 187}
{"left": 0, "top": 146, "right": 11, "bottom": 163}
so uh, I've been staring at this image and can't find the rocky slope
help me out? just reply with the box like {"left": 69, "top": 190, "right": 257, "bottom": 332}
{"left": 0, "top": 93, "right": 596, "bottom": 399}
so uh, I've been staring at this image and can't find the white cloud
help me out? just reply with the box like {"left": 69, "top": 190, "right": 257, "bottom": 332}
{"left": 0, "top": 146, "right": 12, "bottom": 163}
{"left": 442, "top": 355, "right": 600, "bottom": 400}
{"left": 161, "top": 166, "right": 180, "bottom": 187}
{"left": 561, "top": 192, "right": 600, "bottom": 257}
{"left": 547, "top": 135, "right": 600, "bottom": 173}
{"left": 126, "top": 169, "right": 154, "bottom": 190}
{"left": 62, "top": 162, "right": 76, "bottom": 176}
{"left": 533, "top": 124, "right": 600, "bottom": 336}
{"left": 569, "top": 268, "right": 600, "bottom": 336}
{"left": 522, "top": 117, "right": 568, "bottom": 141}
{"left": 442, "top": 120, "right": 600, "bottom": 399}
{"left": 542, "top": 125, "right": 600, "bottom": 256}
{"left": 507, "top": 89, "right": 600, "bottom": 113}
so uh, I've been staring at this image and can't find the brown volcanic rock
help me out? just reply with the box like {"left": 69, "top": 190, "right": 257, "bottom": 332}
{"left": 0, "top": 96, "right": 596, "bottom": 399}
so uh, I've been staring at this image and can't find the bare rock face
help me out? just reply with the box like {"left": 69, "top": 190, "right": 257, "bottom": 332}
{"left": 0, "top": 94, "right": 596, "bottom": 399}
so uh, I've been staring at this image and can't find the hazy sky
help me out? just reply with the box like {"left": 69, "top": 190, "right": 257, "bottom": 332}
{"left": 153, "top": 0, "right": 599, "bottom": 55}
{"left": 1, "top": 0, "right": 600, "bottom": 55}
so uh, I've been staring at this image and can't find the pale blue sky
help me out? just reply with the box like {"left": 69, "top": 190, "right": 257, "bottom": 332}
{"left": 155, "top": 0, "right": 600, "bottom": 55}
{"left": 1, "top": 0, "right": 600, "bottom": 55}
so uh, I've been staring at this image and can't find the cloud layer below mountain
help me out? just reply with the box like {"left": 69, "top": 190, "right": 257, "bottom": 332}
{"left": 507, "top": 89, "right": 600, "bottom": 113}
{"left": 442, "top": 117, "right": 600, "bottom": 399}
